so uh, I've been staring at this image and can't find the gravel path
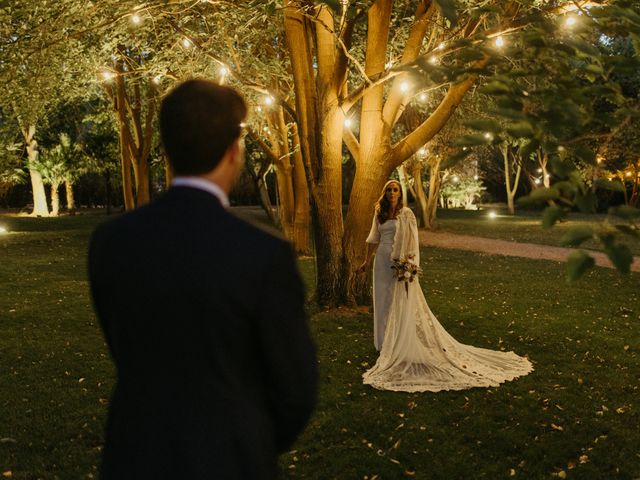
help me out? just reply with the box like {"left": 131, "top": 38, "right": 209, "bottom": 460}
{"left": 418, "top": 230, "right": 640, "bottom": 273}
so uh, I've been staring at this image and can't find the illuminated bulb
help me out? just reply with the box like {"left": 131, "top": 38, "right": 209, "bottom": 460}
{"left": 537, "top": 168, "right": 543, "bottom": 173}
{"left": 0, "top": 226, "right": 7, "bottom": 235}
{"left": 565, "top": 15, "right": 577, "bottom": 27}
{"left": 264, "top": 95, "right": 274, "bottom": 106}
{"left": 344, "top": 118, "right": 353, "bottom": 128}
{"left": 429, "top": 56, "right": 439, "bottom": 65}
{"left": 385, "top": 61, "right": 393, "bottom": 69}
{"left": 452, "top": 176, "right": 459, "bottom": 183}
{"left": 182, "top": 38, "right": 192, "bottom": 48}
{"left": 488, "top": 211, "right": 497, "bottom": 219}
{"left": 438, "top": 42, "right": 445, "bottom": 50}
{"left": 219, "top": 66, "right": 228, "bottom": 76}
{"left": 399, "top": 81, "right": 410, "bottom": 92}
{"left": 418, "top": 147, "right": 426, "bottom": 157}
{"left": 557, "top": 145, "right": 566, "bottom": 152}
{"left": 101, "top": 71, "right": 115, "bottom": 81}
{"left": 153, "top": 75, "right": 162, "bottom": 84}
{"left": 131, "top": 14, "right": 141, "bottom": 24}
{"left": 418, "top": 93, "right": 427, "bottom": 102}
{"left": 484, "top": 132, "right": 494, "bottom": 140}
{"left": 263, "top": 126, "right": 270, "bottom": 133}
{"left": 256, "top": 106, "right": 262, "bottom": 113}
{"left": 534, "top": 178, "right": 541, "bottom": 185}
{"left": 462, "top": 147, "right": 468, "bottom": 151}
{"left": 626, "top": 171, "right": 632, "bottom": 177}
{"left": 474, "top": 175, "right": 479, "bottom": 180}
{"left": 495, "top": 36, "right": 504, "bottom": 48}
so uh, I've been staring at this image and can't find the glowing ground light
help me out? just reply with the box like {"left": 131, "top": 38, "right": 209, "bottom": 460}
{"left": 488, "top": 211, "right": 497, "bottom": 220}
{"left": 0, "top": 226, "right": 7, "bottom": 235}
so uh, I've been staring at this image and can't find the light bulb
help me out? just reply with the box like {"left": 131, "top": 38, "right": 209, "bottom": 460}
{"left": 565, "top": 16, "right": 577, "bottom": 27}
{"left": 131, "top": 14, "right": 141, "bottom": 24}
{"left": 429, "top": 56, "right": 439, "bottom": 65}
{"left": 219, "top": 66, "right": 228, "bottom": 76}
{"left": 101, "top": 71, "right": 115, "bottom": 81}
{"left": 418, "top": 93, "right": 427, "bottom": 102}
{"left": 182, "top": 38, "right": 192, "bottom": 48}
{"left": 344, "top": 118, "right": 353, "bottom": 128}
{"left": 153, "top": 75, "right": 162, "bottom": 84}
{"left": 264, "top": 95, "right": 274, "bottom": 106}
{"left": 495, "top": 36, "right": 504, "bottom": 48}
{"left": 399, "top": 81, "right": 410, "bottom": 92}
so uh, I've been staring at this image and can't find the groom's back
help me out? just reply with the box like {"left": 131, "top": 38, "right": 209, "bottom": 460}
{"left": 89, "top": 187, "right": 314, "bottom": 479}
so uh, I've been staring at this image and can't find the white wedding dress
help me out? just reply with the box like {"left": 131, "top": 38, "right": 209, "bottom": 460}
{"left": 363, "top": 207, "right": 533, "bottom": 393}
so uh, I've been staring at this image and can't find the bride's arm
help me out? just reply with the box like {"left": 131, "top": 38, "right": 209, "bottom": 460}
{"left": 357, "top": 242, "right": 378, "bottom": 272}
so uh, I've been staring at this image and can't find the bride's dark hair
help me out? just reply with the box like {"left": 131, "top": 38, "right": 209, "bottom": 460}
{"left": 375, "top": 180, "right": 403, "bottom": 224}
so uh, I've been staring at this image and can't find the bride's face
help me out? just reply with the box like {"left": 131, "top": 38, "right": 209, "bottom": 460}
{"left": 385, "top": 183, "right": 401, "bottom": 204}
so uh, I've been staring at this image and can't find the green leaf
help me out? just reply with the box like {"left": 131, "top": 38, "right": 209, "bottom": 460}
{"left": 542, "top": 205, "right": 566, "bottom": 229}
{"left": 573, "top": 145, "right": 596, "bottom": 166}
{"left": 442, "top": 149, "right": 472, "bottom": 169}
{"left": 434, "top": 0, "right": 457, "bottom": 27}
{"left": 463, "top": 119, "right": 501, "bottom": 133}
{"left": 452, "top": 133, "right": 492, "bottom": 147}
{"left": 564, "top": 38, "right": 601, "bottom": 58}
{"left": 491, "top": 107, "right": 527, "bottom": 121}
{"left": 609, "top": 205, "right": 640, "bottom": 220}
{"left": 481, "top": 81, "right": 512, "bottom": 95}
{"left": 566, "top": 250, "right": 595, "bottom": 282}
{"left": 519, "top": 140, "right": 539, "bottom": 162}
{"left": 517, "top": 187, "right": 559, "bottom": 206}
{"left": 506, "top": 121, "right": 535, "bottom": 138}
{"left": 575, "top": 192, "right": 597, "bottom": 214}
{"left": 615, "top": 225, "right": 640, "bottom": 239}
{"left": 604, "top": 243, "right": 633, "bottom": 274}
{"left": 594, "top": 178, "right": 626, "bottom": 192}
{"left": 560, "top": 226, "right": 594, "bottom": 247}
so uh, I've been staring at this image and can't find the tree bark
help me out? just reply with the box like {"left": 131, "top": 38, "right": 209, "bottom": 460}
{"left": 65, "top": 179, "right": 75, "bottom": 211}
{"left": 23, "top": 124, "right": 49, "bottom": 217}
{"left": 412, "top": 161, "right": 429, "bottom": 228}
{"left": 291, "top": 124, "right": 311, "bottom": 255}
{"left": 425, "top": 156, "right": 443, "bottom": 229}
{"left": 50, "top": 182, "right": 60, "bottom": 216}
{"left": 503, "top": 146, "right": 522, "bottom": 215}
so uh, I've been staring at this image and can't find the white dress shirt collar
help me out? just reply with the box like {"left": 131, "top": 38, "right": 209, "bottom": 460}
{"left": 171, "top": 177, "right": 230, "bottom": 208}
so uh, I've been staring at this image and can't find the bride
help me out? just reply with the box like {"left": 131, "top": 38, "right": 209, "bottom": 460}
{"left": 357, "top": 180, "right": 533, "bottom": 392}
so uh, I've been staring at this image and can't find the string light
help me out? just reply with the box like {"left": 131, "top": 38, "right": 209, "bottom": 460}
{"left": 399, "top": 81, "right": 410, "bottom": 92}
{"left": 219, "top": 66, "right": 229, "bottom": 77}
{"left": 484, "top": 132, "right": 494, "bottom": 140}
{"left": 100, "top": 71, "right": 115, "bottom": 81}
{"left": 182, "top": 38, "right": 192, "bottom": 48}
{"left": 0, "top": 226, "right": 7, "bottom": 235}
{"left": 452, "top": 175, "right": 459, "bottom": 183}
{"left": 255, "top": 106, "right": 263, "bottom": 113}
{"left": 495, "top": 36, "right": 504, "bottom": 48}
{"left": 418, "top": 92, "right": 427, "bottom": 102}
{"left": 344, "top": 118, "right": 353, "bottom": 128}
{"left": 474, "top": 175, "right": 479, "bottom": 180}
{"left": 418, "top": 147, "right": 427, "bottom": 157}
{"left": 153, "top": 75, "right": 162, "bottom": 84}
{"left": 438, "top": 42, "right": 445, "bottom": 50}
{"left": 565, "top": 15, "right": 577, "bottom": 27}
{"left": 264, "top": 95, "right": 275, "bottom": 106}
{"left": 429, "top": 56, "right": 439, "bottom": 65}
{"left": 534, "top": 178, "right": 541, "bottom": 185}
{"left": 385, "top": 61, "right": 393, "bottom": 69}
{"left": 131, "top": 14, "right": 141, "bottom": 25}
{"left": 537, "top": 168, "right": 543, "bottom": 173}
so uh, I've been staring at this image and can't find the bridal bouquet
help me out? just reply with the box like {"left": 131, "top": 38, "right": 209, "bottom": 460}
{"left": 391, "top": 254, "right": 421, "bottom": 296}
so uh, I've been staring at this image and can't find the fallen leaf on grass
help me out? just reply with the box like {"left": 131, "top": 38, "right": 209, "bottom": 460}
{"left": 2, "top": 471, "right": 11, "bottom": 478}
{"left": 579, "top": 455, "right": 589, "bottom": 464}
{"left": 615, "top": 406, "right": 629, "bottom": 414}
{"left": 551, "top": 423, "right": 564, "bottom": 431}
{"left": 509, "top": 468, "right": 516, "bottom": 476}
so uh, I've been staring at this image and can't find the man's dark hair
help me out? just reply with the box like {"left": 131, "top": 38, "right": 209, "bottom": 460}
{"left": 160, "top": 79, "right": 247, "bottom": 176}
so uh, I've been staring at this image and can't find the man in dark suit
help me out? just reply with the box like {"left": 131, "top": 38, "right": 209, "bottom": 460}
{"left": 88, "top": 79, "right": 317, "bottom": 479}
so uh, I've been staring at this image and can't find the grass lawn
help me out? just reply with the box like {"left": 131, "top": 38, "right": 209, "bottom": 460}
{"left": 433, "top": 209, "right": 640, "bottom": 256}
{"left": 0, "top": 212, "right": 639, "bottom": 479}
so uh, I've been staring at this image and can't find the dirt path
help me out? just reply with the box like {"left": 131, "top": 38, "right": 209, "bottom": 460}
{"left": 418, "top": 230, "right": 640, "bottom": 273}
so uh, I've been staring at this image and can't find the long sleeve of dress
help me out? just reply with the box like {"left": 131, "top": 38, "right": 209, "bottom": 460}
{"left": 365, "top": 214, "right": 380, "bottom": 244}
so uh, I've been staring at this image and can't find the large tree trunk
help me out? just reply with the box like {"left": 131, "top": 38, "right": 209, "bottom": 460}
{"left": 65, "top": 179, "right": 75, "bottom": 211}
{"left": 50, "top": 183, "right": 60, "bottom": 216}
{"left": 24, "top": 125, "right": 49, "bottom": 217}
{"left": 412, "top": 162, "right": 429, "bottom": 228}
{"left": 291, "top": 124, "right": 311, "bottom": 255}
{"left": 425, "top": 156, "right": 443, "bottom": 229}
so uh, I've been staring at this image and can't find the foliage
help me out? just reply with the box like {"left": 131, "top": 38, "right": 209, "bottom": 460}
{"left": 439, "top": 176, "right": 485, "bottom": 209}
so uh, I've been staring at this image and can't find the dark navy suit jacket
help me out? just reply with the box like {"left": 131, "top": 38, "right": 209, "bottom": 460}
{"left": 88, "top": 187, "right": 317, "bottom": 479}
